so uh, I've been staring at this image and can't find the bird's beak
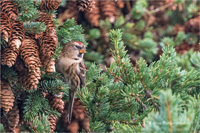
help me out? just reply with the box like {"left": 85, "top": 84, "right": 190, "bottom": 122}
{"left": 80, "top": 49, "right": 86, "bottom": 54}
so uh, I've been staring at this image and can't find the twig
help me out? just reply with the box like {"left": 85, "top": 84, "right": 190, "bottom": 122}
{"left": 145, "top": 3, "right": 174, "bottom": 15}
{"left": 166, "top": 101, "right": 173, "bottom": 133}
{"left": 130, "top": 92, "right": 147, "bottom": 110}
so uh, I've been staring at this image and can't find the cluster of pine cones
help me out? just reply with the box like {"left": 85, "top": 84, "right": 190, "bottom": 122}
{"left": 1, "top": 0, "right": 60, "bottom": 90}
{"left": 0, "top": 0, "right": 91, "bottom": 132}
{"left": 58, "top": 0, "right": 124, "bottom": 27}
{"left": 1, "top": 79, "right": 89, "bottom": 133}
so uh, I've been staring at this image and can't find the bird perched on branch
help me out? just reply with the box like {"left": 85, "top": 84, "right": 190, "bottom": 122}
{"left": 56, "top": 41, "right": 86, "bottom": 123}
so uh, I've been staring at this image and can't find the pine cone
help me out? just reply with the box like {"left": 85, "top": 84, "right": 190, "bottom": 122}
{"left": 99, "top": 1, "right": 117, "bottom": 23}
{"left": 39, "top": 0, "right": 62, "bottom": 10}
{"left": 67, "top": 120, "right": 79, "bottom": 133}
{"left": 41, "top": 57, "right": 56, "bottom": 73}
{"left": 48, "top": 115, "right": 57, "bottom": 132}
{"left": 1, "top": 47, "right": 18, "bottom": 67}
{"left": 0, "top": 81, "right": 15, "bottom": 112}
{"left": 39, "top": 34, "right": 57, "bottom": 58}
{"left": 76, "top": 0, "right": 95, "bottom": 12}
{"left": 18, "top": 67, "right": 41, "bottom": 90}
{"left": 36, "top": 12, "right": 57, "bottom": 73}
{"left": 46, "top": 93, "right": 64, "bottom": 113}
{"left": 58, "top": 1, "right": 79, "bottom": 25}
{"left": 1, "top": 20, "right": 24, "bottom": 67}
{"left": 0, "top": 12, "right": 11, "bottom": 42}
{"left": 0, "top": 0, "right": 18, "bottom": 20}
{"left": 1, "top": 104, "right": 19, "bottom": 133}
{"left": 20, "top": 37, "right": 41, "bottom": 71}
{"left": 81, "top": 117, "right": 90, "bottom": 132}
{"left": 175, "top": 42, "right": 200, "bottom": 54}
{"left": 9, "top": 20, "right": 25, "bottom": 51}
{"left": 17, "top": 37, "right": 41, "bottom": 90}
{"left": 62, "top": 98, "right": 90, "bottom": 132}
{"left": 36, "top": 12, "right": 55, "bottom": 33}
{"left": 185, "top": 16, "right": 200, "bottom": 35}
{"left": 85, "top": 1, "right": 100, "bottom": 27}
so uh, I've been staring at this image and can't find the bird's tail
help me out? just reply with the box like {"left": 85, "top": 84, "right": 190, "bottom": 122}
{"left": 67, "top": 90, "right": 76, "bottom": 123}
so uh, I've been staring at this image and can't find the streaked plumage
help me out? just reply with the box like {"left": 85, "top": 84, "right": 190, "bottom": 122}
{"left": 55, "top": 41, "right": 86, "bottom": 123}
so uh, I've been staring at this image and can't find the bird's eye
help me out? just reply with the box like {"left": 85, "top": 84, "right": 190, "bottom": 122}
{"left": 75, "top": 45, "right": 80, "bottom": 49}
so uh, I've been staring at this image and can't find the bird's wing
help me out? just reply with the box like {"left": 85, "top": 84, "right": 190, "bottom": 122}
{"left": 79, "top": 61, "right": 86, "bottom": 88}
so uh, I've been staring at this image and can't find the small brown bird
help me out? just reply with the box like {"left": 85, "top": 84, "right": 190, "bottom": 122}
{"left": 56, "top": 41, "right": 86, "bottom": 123}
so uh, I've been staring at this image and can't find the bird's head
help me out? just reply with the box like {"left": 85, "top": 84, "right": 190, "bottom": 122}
{"left": 62, "top": 41, "right": 86, "bottom": 63}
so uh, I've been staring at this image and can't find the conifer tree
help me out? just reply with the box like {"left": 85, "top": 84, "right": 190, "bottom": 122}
{"left": 1, "top": 0, "right": 200, "bottom": 132}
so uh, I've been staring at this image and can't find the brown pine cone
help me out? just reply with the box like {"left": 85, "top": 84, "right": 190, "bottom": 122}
{"left": 1, "top": 20, "right": 24, "bottom": 67}
{"left": 85, "top": 1, "right": 100, "bottom": 27}
{"left": 48, "top": 115, "right": 57, "bottom": 133}
{"left": 175, "top": 42, "right": 200, "bottom": 54}
{"left": 0, "top": 81, "right": 15, "bottom": 112}
{"left": 39, "top": 34, "right": 57, "bottom": 58}
{"left": 1, "top": 104, "right": 19, "bottom": 133}
{"left": 99, "top": 1, "right": 117, "bottom": 23}
{"left": 0, "top": 0, "right": 18, "bottom": 20}
{"left": 58, "top": 1, "right": 79, "bottom": 25}
{"left": 67, "top": 120, "right": 79, "bottom": 133}
{"left": 41, "top": 57, "right": 56, "bottom": 73}
{"left": 46, "top": 93, "right": 64, "bottom": 113}
{"left": 39, "top": 33, "right": 56, "bottom": 73}
{"left": 36, "top": 12, "right": 55, "bottom": 34}
{"left": 20, "top": 37, "right": 41, "bottom": 71}
{"left": 17, "top": 66, "right": 40, "bottom": 90}
{"left": 76, "top": 0, "right": 95, "bottom": 12}
{"left": 9, "top": 20, "right": 25, "bottom": 51}
{"left": 17, "top": 37, "right": 41, "bottom": 90}
{"left": 185, "top": 16, "right": 200, "bottom": 35}
{"left": 39, "top": 0, "right": 62, "bottom": 10}
{"left": 1, "top": 46, "right": 18, "bottom": 67}
{"left": 62, "top": 98, "right": 90, "bottom": 132}
{"left": 0, "top": 12, "right": 11, "bottom": 42}
{"left": 36, "top": 12, "right": 57, "bottom": 73}
{"left": 81, "top": 117, "right": 90, "bottom": 132}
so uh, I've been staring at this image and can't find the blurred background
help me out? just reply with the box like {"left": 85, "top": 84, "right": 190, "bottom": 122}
{"left": 57, "top": 0, "right": 199, "bottom": 69}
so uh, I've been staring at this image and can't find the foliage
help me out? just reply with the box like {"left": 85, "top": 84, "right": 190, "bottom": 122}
{"left": 1, "top": 0, "right": 200, "bottom": 132}
{"left": 143, "top": 89, "right": 200, "bottom": 132}
{"left": 78, "top": 29, "right": 200, "bottom": 132}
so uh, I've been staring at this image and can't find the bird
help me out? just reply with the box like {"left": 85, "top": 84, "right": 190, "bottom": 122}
{"left": 55, "top": 41, "right": 86, "bottom": 123}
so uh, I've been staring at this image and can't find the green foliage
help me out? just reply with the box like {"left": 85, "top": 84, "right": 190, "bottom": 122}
{"left": 57, "top": 19, "right": 87, "bottom": 45}
{"left": 0, "top": 39, "right": 8, "bottom": 49}
{"left": 23, "top": 22, "right": 46, "bottom": 34}
{"left": 14, "top": 0, "right": 39, "bottom": 22}
{"left": 39, "top": 72, "right": 67, "bottom": 94}
{"left": 1, "top": 65, "right": 18, "bottom": 84}
{"left": 0, "top": 124, "right": 5, "bottom": 133}
{"left": 112, "top": 122, "right": 140, "bottom": 133}
{"left": 78, "top": 29, "right": 200, "bottom": 132}
{"left": 89, "top": 28, "right": 101, "bottom": 39}
{"left": 23, "top": 91, "right": 60, "bottom": 122}
{"left": 190, "top": 52, "right": 200, "bottom": 71}
{"left": 185, "top": 33, "right": 198, "bottom": 45}
{"left": 174, "top": 32, "right": 186, "bottom": 45}
{"left": 31, "top": 114, "right": 51, "bottom": 133}
{"left": 143, "top": 89, "right": 199, "bottom": 132}
{"left": 84, "top": 51, "right": 104, "bottom": 66}
{"left": 131, "top": 0, "right": 147, "bottom": 20}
